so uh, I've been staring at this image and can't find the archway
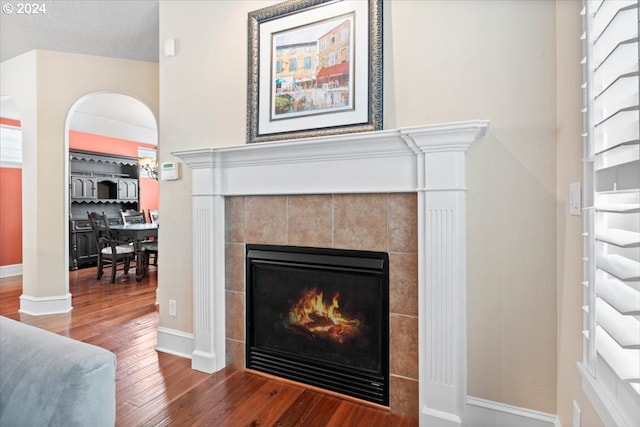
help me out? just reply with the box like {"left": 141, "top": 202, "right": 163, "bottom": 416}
{"left": 65, "top": 92, "right": 158, "bottom": 273}
{"left": 0, "top": 96, "right": 23, "bottom": 278}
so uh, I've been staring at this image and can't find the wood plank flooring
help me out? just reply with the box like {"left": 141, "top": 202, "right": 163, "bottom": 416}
{"left": 0, "top": 267, "right": 418, "bottom": 427}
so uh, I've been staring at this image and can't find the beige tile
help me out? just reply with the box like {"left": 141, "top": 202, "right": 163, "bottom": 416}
{"left": 389, "top": 252, "right": 418, "bottom": 316}
{"left": 389, "top": 375, "right": 419, "bottom": 419}
{"left": 225, "top": 197, "right": 245, "bottom": 243}
{"left": 334, "top": 194, "right": 387, "bottom": 251}
{"left": 224, "top": 193, "right": 421, "bottom": 416}
{"left": 225, "top": 243, "right": 245, "bottom": 292}
{"left": 225, "top": 290, "right": 244, "bottom": 341}
{"left": 390, "top": 314, "right": 418, "bottom": 379}
{"left": 388, "top": 193, "right": 417, "bottom": 253}
{"left": 287, "top": 195, "right": 333, "bottom": 247}
{"left": 244, "top": 196, "right": 287, "bottom": 245}
{"left": 225, "top": 338, "right": 245, "bottom": 369}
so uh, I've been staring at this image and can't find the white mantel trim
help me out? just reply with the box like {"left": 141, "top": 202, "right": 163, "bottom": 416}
{"left": 175, "top": 120, "right": 486, "bottom": 168}
{"left": 173, "top": 120, "right": 489, "bottom": 427}
{"left": 173, "top": 120, "right": 487, "bottom": 196}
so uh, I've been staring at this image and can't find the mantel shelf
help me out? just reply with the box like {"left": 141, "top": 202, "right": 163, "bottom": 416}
{"left": 173, "top": 121, "right": 489, "bottom": 196}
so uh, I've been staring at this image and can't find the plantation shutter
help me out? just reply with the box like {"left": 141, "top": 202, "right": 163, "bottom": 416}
{"left": 582, "top": 0, "right": 640, "bottom": 399}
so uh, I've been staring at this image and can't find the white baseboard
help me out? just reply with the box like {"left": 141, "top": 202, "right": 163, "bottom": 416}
{"left": 466, "top": 397, "right": 561, "bottom": 427}
{"left": 0, "top": 264, "right": 22, "bottom": 278}
{"left": 422, "top": 406, "right": 463, "bottom": 426}
{"left": 19, "top": 293, "right": 73, "bottom": 315}
{"left": 156, "top": 326, "right": 193, "bottom": 359}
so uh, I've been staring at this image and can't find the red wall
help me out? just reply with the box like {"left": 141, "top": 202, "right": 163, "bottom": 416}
{"left": 0, "top": 167, "right": 22, "bottom": 266}
{"left": 0, "top": 117, "right": 23, "bottom": 266}
{"left": 0, "top": 125, "right": 158, "bottom": 267}
{"left": 1, "top": 118, "right": 20, "bottom": 127}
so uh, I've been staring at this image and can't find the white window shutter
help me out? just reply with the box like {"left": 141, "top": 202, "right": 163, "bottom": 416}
{"left": 582, "top": 0, "right": 640, "bottom": 424}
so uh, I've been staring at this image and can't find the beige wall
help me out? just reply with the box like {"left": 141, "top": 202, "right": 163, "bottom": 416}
{"left": 0, "top": 50, "right": 158, "bottom": 302}
{"left": 157, "top": 0, "right": 599, "bottom": 418}
{"left": 158, "top": 0, "right": 276, "bottom": 333}
{"left": 555, "top": 2, "right": 604, "bottom": 426}
{"left": 388, "top": 0, "right": 558, "bottom": 411}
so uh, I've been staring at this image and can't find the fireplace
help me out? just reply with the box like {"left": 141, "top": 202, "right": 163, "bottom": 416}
{"left": 172, "top": 121, "right": 489, "bottom": 425}
{"left": 245, "top": 244, "right": 389, "bottom": 405}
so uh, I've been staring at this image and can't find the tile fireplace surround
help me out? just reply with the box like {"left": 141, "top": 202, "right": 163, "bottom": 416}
{"left": 173, "top": 120, "right": 489, "bottom": 427}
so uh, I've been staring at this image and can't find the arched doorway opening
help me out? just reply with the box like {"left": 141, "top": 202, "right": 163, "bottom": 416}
{"left": 65, "top": 92, "right": 158, "bottom": 272}
{"left": 0, "top": 96, "right": 23, "bottom": 278}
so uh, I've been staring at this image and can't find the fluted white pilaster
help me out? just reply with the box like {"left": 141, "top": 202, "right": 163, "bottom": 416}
{"left": 401, "top": 126, "right": 478, "bottom": 426}
{"left": 180, "top": 163, "right": 226, "bottom": 373}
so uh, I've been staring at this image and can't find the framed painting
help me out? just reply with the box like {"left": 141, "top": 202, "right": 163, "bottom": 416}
{"left": 247, "top": 0, "right": 382, "bottom": 144}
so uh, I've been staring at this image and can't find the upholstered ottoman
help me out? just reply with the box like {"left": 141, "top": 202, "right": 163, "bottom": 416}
{"left": 0, "top": 316, "right": 116, "bottom": 427}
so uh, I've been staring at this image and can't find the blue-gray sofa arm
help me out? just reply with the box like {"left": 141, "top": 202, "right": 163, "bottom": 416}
{"left": 0, "top": 316, "right": 116, "bottom": 427}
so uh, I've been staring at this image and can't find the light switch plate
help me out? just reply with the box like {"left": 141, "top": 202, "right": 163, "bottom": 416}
{"left": 164, "top": 38, "right": 175, "bottom": 57}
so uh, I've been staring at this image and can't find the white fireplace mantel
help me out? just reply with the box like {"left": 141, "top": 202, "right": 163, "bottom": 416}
{"left": 173, "top": 120, "right": 489, "bottom": 427}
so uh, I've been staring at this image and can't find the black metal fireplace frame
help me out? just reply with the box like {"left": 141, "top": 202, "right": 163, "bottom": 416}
{"left": 245, "top": 244, "right": 390, "bottom": 406}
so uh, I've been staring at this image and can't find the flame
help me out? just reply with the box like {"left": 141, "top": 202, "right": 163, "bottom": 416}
{"left": 285, "top": 288, "right": 361, "bottom": 344}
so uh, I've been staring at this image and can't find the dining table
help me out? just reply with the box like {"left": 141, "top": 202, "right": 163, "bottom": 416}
{"left": 110, "top": 223, "right": 158, "bottom": 281}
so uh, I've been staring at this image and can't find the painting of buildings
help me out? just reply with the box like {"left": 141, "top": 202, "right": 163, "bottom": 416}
{"left": 272, "top": 16, "right": 353, "bottom": 118}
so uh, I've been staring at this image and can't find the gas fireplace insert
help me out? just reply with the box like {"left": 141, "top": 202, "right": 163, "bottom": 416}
{"left": 245, "top": 244, "right": 390, "bottom": 405}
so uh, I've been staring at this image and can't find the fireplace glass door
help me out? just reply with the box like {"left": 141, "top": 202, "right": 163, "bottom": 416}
{"left": 246, "top": 245, "right": 389, "bottom": 405}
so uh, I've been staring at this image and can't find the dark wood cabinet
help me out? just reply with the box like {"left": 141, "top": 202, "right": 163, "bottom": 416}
{"left": 69, "top": 150, "right": 139, "bottom": 270}
{"left": 69, "top": 221, "right": 98, "bottom": 269}
{"left": 70, "top": 176, "right": 98, "bottom": 200}
{"left": 117, "top": 179, "right": 138, "bottom": 200}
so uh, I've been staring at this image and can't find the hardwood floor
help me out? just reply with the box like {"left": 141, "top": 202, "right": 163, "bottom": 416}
{"left": 0, "top": 267, "right": 418, "bottom": 427}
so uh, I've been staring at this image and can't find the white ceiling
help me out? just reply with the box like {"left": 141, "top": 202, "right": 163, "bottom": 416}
{"left": 0, "top": 0, "right": 159, "bottom": 63}
{"left": 0, "top": 0, "right": 159, "bottom": 143}
{"left": 70, "top": 93, "right": 158, "bottom": 144}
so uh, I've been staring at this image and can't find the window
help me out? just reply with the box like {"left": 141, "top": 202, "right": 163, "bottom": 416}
{"left": 580, "top": 1, "right": 640, "bottom": 426}
{"left": 340, "top": 47, "right": 348, "bottom": 64}
{"left": 138, "top": 147, "right": 156, "bottom": 160}
{"left": 0, "top": 125, "right": 22, "bottom": 166}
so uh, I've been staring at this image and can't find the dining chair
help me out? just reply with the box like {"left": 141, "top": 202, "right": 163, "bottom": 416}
{"left": 145, "top": 209, "right": 159, "bottom": 266}
{"left": 143, "top": 240, "right": 158, "bottom": 267}
{"left": 121, "top": 209, "right": 146, "bottom": 224}
{"left": 149, "top": 209, "right": 159, "bottom": 225}
{"left": 87, "top": 211, "right": 135, "bottom": 283}
{"left": 121, "top": 209, "right": 158, "bottom": 267}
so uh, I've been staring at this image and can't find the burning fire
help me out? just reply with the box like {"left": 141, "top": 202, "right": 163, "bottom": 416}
{"left": 285, "top": 288, "right": 361, "bottom": 344}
